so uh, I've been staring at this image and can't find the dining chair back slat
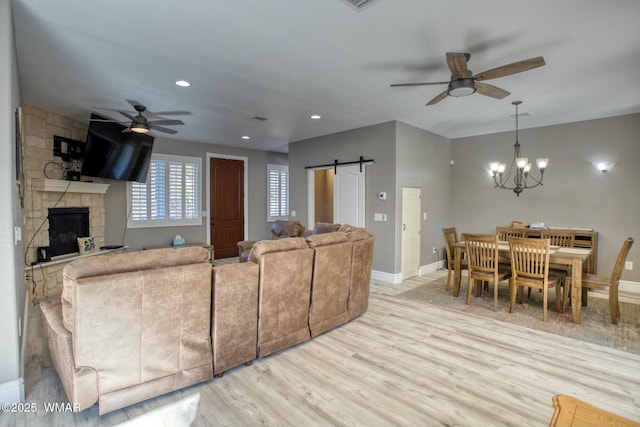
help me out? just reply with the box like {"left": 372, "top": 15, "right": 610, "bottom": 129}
{"left": 463, "top": 233, "right": 512, "bottom": 311}
{"left": 496, "top": 227, "right": 527, "bottom": 242}
{"left": 541, "top": 229, "right": 575, "bottom": 247}
{"left": 509, "top": 236, "right": 562, "bottom": 321}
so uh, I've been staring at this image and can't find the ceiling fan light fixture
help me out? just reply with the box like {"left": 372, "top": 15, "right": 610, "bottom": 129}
{"left": 131, "top": 122, "right": 150, "bottom": 133}
{"left": 447, "top": 78, "right": 476, "bottom": 97}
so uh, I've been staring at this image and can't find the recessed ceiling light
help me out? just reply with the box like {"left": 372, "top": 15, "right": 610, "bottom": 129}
{"left": 175, "top": 80, "right": 191, "bottom": 87}
{"left": 309, "top": 114, "right": 322, "bottom": 120}
{"left": 241, "top": 135, "right": 251, "bottom": 140}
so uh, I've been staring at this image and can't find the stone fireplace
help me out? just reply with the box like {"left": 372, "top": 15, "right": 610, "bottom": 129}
{"left": 22, "top": 104, "right": 107, "bottom": 299}
{"left": 47, "top": 207, "right": 90, "bottom": 257}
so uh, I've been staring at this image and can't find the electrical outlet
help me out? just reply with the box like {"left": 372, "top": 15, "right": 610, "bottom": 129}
{"left": 432, "top": 247, "right": 438, "bottom": 254}
{"left": 625, "top": 261, "right": 633, "bottom": 271}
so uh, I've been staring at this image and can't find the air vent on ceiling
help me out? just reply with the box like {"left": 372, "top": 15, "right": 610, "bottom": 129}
{"left": 252, "top": 116, "right": 269, "bottom": 122}
{"left": 340, "top": 0, "right": 381, "bottom": 11}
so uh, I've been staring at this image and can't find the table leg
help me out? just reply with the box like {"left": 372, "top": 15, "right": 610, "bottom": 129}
{"left": 453, "top": 246, "right": 462, "bottom": 297}
{"left": 571, "top": 258, "right": 583, "bottom": 324}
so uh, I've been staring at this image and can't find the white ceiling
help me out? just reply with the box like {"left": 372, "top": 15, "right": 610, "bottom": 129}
{"left": 11, "top": 0, "right": 640, "bottom": 153}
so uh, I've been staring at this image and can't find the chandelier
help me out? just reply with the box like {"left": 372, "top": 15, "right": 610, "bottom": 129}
{"left": 489, "top": 101, "right": 548, "bottom": 197}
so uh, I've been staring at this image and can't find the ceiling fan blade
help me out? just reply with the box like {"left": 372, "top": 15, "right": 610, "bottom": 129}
{"left": 146, "top": 110, "right": 192, "bottom": 118}
{"left": 446, "top": 52, "right": 470, "bottom": 78}
{"left": 426, "top": 90, "right": 449, "bottom": 106}
{"left": 148, "top": 119, "right": 184, "bottom": 126}
{"left": 390, "top": 81, "right": 450, "bottom": 87}
{"left": 475, "top": 82, "right": 510, "bottom": 99}
{"left": 149, "top": 124, "right": 178, "bottom": 134}
{"left": 119, "top": 111, "right": 136, "bottom": 121}
{"left": 474, "top": 56, "right": 545, "bottom": 81}
{"left": 88, "top": 118, "right": 128, "bottom": 123}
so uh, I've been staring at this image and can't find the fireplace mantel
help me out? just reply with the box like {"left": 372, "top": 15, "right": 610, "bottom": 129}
{"left": 32, "top": 178, "right": 110, "bottom": 194}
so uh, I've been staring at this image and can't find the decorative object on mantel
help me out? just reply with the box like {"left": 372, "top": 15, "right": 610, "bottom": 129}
{"left": 489, "top": 101, "right": 549, "bottom": 197}
{"left": 77, "top": 236, "right": 97, "bottom": 254}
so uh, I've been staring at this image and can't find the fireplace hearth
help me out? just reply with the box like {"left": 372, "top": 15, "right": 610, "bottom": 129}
{"left": 48, "top": 207, "right": 90, "bottom": 257}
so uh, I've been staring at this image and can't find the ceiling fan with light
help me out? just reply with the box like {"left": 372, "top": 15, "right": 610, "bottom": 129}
{"left": 390, "top": 52, "right": 545, "bottom": 105}
{"left": 90, "top": 100, "right": 190, "bottom": 134}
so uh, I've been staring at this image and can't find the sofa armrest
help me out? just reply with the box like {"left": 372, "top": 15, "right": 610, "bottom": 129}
{"left": 40, "top": 299, "right": 99, "bottom": 412}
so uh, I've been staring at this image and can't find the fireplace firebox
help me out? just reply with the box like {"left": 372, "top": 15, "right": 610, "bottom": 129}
{"left": 48, "top": 207, "right": 90, "bottom": 257}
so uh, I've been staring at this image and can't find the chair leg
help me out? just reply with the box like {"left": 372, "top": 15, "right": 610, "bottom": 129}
{"left": 465, "top": 277, "right": 473, "bottom": 305}
{"left": 555, "top": 285, "right": 562, "bottom": 313}
{"left": 562, "top": 277, "right": 571, "bottom": 314}
{"left": 609, "top": 288, "right": 619, "bottom": 325}
{"left": 542, "top": 286, "right": 548, "bottom": 321}
{"left": 494, "top": 280, "right": 499, "bottom": 311}
{"left": 509, "top": 280, "right": 516, "bottom": 313}
{"left": 445, "top": 266, "right": 452, "bottom": 290}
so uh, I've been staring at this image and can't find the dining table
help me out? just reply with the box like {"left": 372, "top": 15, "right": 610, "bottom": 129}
{"left": 452, "top": 241, "right": 592, "bottom": 324}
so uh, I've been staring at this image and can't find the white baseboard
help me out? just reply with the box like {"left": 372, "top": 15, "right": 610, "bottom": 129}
{"left": 0, "top": 378, "right": 24, "bottom": 403}
{"left": 419, "top": 260, "right": 445, "bottom": 275}
{"left": 372, "top": 260, "right": 445, "bottom": 284}
{"left": 371, "top": 270, "right": 403, "bottom": 284}
{"left": 619, "top": 280, "right": 640, "bottom": 295}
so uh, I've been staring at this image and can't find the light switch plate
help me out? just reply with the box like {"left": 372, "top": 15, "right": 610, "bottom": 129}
{"left": 625, "top": 261, "right": 633, "bottom": 271}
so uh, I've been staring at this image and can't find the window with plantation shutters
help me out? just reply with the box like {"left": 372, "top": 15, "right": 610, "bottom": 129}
{"left": 127, "top": 154, "right": 202, "bottom": 228}
{"left": 267, "top": 164, "right": 289, "bottom": 221}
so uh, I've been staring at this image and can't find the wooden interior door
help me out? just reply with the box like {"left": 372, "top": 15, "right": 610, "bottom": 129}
{"left": 210, "top": 158, "right": 244, "bottom": 258}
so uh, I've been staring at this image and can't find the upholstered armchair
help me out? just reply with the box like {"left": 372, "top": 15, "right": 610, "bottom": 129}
{"left": 39, "top": 247, "right": 214, "bottom": 414}
{"left": 339, "top": 225, "right": 376, "bottom": 320}
{"left": 248, "top": 237, "right": 314, "bottom": 357}
{"left": 306, "top": 231, "right": 352, "bottom": 337}
{"left": 211, "top": 262, "right": 259, "bottom": 376}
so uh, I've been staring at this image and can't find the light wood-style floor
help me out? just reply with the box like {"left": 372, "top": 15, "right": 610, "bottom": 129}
{"left": 3, "top": 267, "right": 639, "bottom": 426}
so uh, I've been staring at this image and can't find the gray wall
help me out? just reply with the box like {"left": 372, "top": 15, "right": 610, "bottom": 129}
{"left": 395, "top": 122, "right": 452, "bottom": 272}
{"left": 289, "top": 121, "right": 397, "bottom": 273}
{"left": 450, "top": 113, "right": 640, "bottom": 282}
{"left": 1, "top": 0, "right": 26, "bottom": 399}
{"left": 104, "top": 137, "right": 288, "bottom": 250}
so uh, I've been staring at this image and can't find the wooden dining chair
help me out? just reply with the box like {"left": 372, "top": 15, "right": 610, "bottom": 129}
{"left": 580, "top": 237, "right": 634, "bottom": 324}
{"left": 508, "top": 237, "right": 563, "bottom": 321}
{"left": 496, "top": 226, "right": 527, "bottom": 241}
{"left": 496, "top": 227, "right": 527, "bottom": 265}
{"left": 442, "top": 227, "right": 467, "bottom": 291}
{"left": 463, "top": 234, "right": 512, "bottom": 311}
{"left": 538, "top": 229, "right": 575, "bottom": 302}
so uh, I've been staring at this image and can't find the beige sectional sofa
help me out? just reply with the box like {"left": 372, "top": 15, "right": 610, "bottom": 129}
{"left": 41, "top": 225, "right": 374, "bottom": 415}
{"left": 40, "top": 247, "right": 214, "bottom": 415}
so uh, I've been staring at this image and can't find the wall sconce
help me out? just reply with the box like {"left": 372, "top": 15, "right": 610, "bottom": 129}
{"left": 593, "top": 161, "right": 616, "bottom": 173}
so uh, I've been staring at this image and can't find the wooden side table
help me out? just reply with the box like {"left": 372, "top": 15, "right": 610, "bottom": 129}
{"left": 549, "top": 395, "right": 640, "bottom": 427}
{"left": 143, "top": 243, "right": 214, "bottom": 265}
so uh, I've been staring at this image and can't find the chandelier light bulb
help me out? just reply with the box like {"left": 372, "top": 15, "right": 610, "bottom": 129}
{"left": 516, "top": 157, "right": 528, "bottom": 169}
{"left": 487, "top": 101, "right": 548, "bottom": 196}
{"left": 536, "top": 158, "right": 549, "bottom": 170}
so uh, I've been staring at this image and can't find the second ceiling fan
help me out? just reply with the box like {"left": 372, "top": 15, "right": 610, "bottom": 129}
{"left": 391, "top": 52, "right": 545, "bottom": 105}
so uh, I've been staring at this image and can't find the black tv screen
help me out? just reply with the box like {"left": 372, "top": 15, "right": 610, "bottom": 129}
{"left": 81, "top": 113, "right": 154, "bottom": 183}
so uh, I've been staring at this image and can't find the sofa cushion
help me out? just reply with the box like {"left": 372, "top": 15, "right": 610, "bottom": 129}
{"left": 305, "top": 231, "right": 348, "bottom": 248}
{"left": 248, "top": 237, "right": 308, "bottom": 263}
{"left": 312, "top": 222, "right": 341, "bottom": 235}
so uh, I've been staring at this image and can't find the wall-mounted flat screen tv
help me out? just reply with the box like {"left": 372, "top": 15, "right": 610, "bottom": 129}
{"left": 80, "top": 113, "right": 154, "bottom": 183}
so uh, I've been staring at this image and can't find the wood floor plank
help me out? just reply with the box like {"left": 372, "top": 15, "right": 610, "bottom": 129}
{"left": 4, "top": 269, "right": 639, "bottom": 426}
